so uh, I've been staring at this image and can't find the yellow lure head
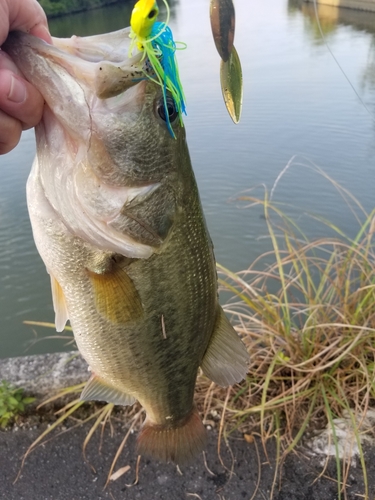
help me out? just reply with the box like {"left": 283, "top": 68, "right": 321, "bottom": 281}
{"left": 131, "top": 0, "right": 159, "bottom": 39}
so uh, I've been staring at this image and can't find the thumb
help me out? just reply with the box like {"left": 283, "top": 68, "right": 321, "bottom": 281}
{"left": 0, "top": 0, "right": 51, "bottom": 46}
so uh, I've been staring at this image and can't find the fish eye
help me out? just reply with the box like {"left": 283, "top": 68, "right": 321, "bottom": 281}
{"left": 157, "top": 96, "right": 178, "bottom": 124}
{"left": 148, "top": 9, "right": 157, "bottom": 19}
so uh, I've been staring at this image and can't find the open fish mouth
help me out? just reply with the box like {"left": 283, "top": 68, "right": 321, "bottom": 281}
{"left": 3, "top": 30, "right": 172, "bottom": 260}
{"left": 4, "top": 28, "right": 147, "bottom": 99}
{"left": 3, "top": 29, "right": 151, "bottom": 154}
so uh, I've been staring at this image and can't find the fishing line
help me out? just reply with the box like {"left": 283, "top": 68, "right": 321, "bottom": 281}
{"left": 312, "top": 0, "right": 375, "bottom": 122}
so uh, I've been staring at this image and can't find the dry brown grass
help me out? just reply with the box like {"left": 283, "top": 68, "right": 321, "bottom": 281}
{"left": 209, "top": 184, "right": 375, "bottom": 499}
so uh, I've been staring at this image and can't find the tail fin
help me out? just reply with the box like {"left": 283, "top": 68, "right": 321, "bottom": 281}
{"left": 137, "top": 407, "right": 206, "bottom": 464}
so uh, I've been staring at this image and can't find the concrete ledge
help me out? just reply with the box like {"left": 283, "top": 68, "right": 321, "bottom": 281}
{"left": 0, "top": 352, "right": 88, "bottom": 398}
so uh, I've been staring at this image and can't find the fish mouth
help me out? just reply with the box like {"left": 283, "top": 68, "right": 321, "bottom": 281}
{"left": 3, "top": 30, "right": 163, "bottom": 260}
{"left": 3, "top": 29, "right": 151, "bottom": 149}
{"left": 3, "top": 28, "right": 146, "bottom": 99}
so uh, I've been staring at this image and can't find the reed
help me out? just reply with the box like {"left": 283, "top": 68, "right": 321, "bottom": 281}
{"left": 208, "top": 184, "right": 375, "bottom": 499}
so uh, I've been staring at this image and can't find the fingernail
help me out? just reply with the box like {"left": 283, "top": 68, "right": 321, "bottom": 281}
{"left": 7, "top": 75, "right": 26, "bottom": 103}
{"left": 30, "top": 24, "right": 52, "bottom": 44}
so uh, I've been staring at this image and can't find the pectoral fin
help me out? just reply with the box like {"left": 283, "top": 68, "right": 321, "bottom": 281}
{"left": 88, "top": 263, "right": 143, "bottom": 324}
{"left": 80, "top": 374, "right": 136, "bottom": 406}
{"left": 50, "top": 274, "right": 69, "bottom": 332}
{"left": 201, "top": 306, "right": 249, "bottom": 387}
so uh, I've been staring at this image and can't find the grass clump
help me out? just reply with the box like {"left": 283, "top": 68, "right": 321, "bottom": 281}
{"left": 213, "top": 178, "right": 375, "bottom": 498}
{"left": 219, "top": 200, "right": 375, "bottom": 431}
{"left": 0, "top": 381, "right": 35, "bottom": 428}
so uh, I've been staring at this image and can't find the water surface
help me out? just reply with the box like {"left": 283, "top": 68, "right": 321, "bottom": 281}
{"left": 1, "top": 0, "right": 374, "bottom": 357}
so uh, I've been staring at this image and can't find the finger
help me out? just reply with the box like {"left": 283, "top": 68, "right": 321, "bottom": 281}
{"left": 0, "top": 109, "right": 22, "bottom": 154}
{"left": 0, "top": 49, "right": 23, "bottom": 77}
{"left": 0, "top": 0, "right": 51, "bottom": 46}
{"left": 29, "top": 24, "right": 51, "bottom": 45}
{"left": 0, "top": 68, "right": 44, "bottom": 129}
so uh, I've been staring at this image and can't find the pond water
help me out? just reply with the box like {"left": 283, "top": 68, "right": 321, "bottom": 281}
{"left": 1, "top": 0, "right": 374, "bottom": 358}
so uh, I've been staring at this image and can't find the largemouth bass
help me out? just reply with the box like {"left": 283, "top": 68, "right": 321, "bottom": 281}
{"left": 4, "top": 28, "right": 249, "bottom": 464}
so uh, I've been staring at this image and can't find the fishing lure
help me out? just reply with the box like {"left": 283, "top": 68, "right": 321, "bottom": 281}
{"left": 210, "top": 0, "right": 242, "bottom": 124}
{"left": 129, "top": 0, "right": 186, "bottom": 138}
{"left": 131, "top": 0, "right": 159, "bottom": 41}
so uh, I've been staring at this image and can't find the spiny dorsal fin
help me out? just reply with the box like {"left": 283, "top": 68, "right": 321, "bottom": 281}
{"left": 50, "top": 274, "right": 69, "bottom": 332}
{"left": 87, "top": 263, "right": 143, "bottom": 324}
{"left": 201, "top": 306, "right": 249, "bottom": 387}
{"left": 80, "top": 374, "right": 136, "bottom": 406}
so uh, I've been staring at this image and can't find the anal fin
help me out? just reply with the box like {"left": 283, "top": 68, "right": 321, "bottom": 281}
{"left": 50, "top": 274, "right": 69, "bottom": 332}
{"left": 80, "top": 374, "right": 136, "bottom": 406}
{"left": 201, "top": 306, "right": 249, "bottom": 387}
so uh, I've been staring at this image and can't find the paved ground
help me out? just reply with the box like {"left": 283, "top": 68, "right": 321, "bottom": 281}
{"left": 1, "top": 354, "right": 374, "bottom": 499}
{"left": 1, "top": 418, "right": 374, "bottom": 500}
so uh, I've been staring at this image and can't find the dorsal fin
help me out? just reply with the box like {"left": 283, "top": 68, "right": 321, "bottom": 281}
{"left": 201, "top": 306, "right": 249, "bottom": 387}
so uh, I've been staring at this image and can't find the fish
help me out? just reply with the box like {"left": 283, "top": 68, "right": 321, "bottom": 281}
{"left": 3, "top": 28, "right": 249, "bottom": 464}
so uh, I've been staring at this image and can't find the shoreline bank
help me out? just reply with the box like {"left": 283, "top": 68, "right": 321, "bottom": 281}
{"left": 0, "top": 351, "right": 86, "bottom": 398}
{"left": 38, "top": 0, "right": 127, "bottom": 19}
{"left": 303, "top": 0, "right": 375, "bottom": 12}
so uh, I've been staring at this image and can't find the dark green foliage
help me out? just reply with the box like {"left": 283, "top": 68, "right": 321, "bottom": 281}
{"left": 38, "top": 0, "right": 122, "bottom": 18}
{"left": 0, "top": 381, "right": 35, "bottom": 428}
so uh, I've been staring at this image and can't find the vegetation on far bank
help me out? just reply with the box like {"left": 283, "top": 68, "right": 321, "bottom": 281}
{"left": 38, "top": 0, "right": 124, "bottom": 18}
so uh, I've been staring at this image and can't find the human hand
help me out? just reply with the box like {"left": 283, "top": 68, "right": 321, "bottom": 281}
{"left": 0, "top": 0, "right": 51, "bottom": 154}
